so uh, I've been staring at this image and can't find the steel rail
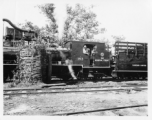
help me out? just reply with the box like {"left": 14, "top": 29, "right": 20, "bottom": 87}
{"left": 4, "top": 87, "right": 147, "bottom": 96}
{"left": 53, "top": 104, "right": 148, "bottom": 116}
{"left": 4, "top": 85, "right": 147, "bottom": 91}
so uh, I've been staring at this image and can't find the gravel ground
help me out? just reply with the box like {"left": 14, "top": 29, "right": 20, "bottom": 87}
{"left": 4, "top": 80, "right": 148, "bottom": 89}
{"left": 3, "top": 81, "right": 148, "bottom": 116}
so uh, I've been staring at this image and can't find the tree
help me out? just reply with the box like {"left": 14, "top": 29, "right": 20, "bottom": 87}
{"left": 18, "top": 21, "right": 41, "bottom": 36}
{"left": 111, "top": 35, "right": 126, "bottom": 42}
{"left": 62, "top": 4, "right": 104, "bottom": 42}
{"left": 111, "top": 35, "right": 126, "bottom": 48}
{"left": 38, "top": 3, "right": 58, "bottom": 42}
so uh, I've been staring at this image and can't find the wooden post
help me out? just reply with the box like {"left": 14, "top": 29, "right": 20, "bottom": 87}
{"left": 13, "top": 29, "right": 16, "bottom": 47}
{"left": 114, "top": 42, "right": 116, "bottom": 55}
{"left": 18, "top": 50, "right": 20, "bottom": 82}
{"left": 127, "top": 42, "right": 128, "bottom": 55}
{"left": 3, "top": 21, "right": 4, "bottom": 40}
{"left": 143, "top": 43, "right": 145, "bottom": 56}
{"left": 135, "top": 43, "right": 137, "bottom": 56}
{"left": 48, "top": 54, "right": 52, "bottom": 82}
{"left": 117, "top": 42, "right": 119, "bottom": 56}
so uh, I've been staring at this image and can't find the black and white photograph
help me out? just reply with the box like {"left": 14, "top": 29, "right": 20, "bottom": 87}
{"left": 1, "top": 0, "right": 152, "bottom": 118}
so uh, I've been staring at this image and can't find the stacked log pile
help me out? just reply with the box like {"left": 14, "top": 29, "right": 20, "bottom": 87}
{"left": 32, "top": 55, "right": 41, "bottom": 80}
{"left": 19, "top": 45, "right": 44, "bottom": 83}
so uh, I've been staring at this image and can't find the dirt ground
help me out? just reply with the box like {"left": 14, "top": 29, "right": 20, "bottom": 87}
{"left": 4, "top": 80, "right": 147, "bottom": 89}
{"left": 3, "top": 81, "right": 148, "bottom": 116}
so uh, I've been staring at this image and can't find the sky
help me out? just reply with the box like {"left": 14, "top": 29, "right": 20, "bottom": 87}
{"left": 1, "top": 0, "right": 152, "bottom": 44}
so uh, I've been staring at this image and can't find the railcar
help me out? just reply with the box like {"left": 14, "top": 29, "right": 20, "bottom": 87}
{"left": 111, "top": 42, "right": 148, "bottom": 79}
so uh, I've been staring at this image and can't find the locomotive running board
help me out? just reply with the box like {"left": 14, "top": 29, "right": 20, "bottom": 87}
{"left": 83, "top": 66, "right": 110, "bottom": 68}
{"left": 113, "top": 70, "right": 147, "bottom": 72}
{"left": 52, "top": 64, "right": 83, "bottom": 67}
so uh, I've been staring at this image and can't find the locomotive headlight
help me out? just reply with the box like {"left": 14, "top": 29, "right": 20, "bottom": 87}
{"left": 100, "top": 52, "right": 104, "bottom": 57}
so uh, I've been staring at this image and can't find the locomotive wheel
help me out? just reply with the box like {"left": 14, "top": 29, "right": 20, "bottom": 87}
{"left": 112, "top": 77, "right": 116, "bottom": 80}
{"left": 122, "top": 77, "right": 125, "bottom": 80}
{"left": 142, "top": 77, "right": 146, "bottom": 80}
{"left": 62, "top": 76, "right": 69, "bottom": 81}
{"left": 134, "top": 77, "right": 137, "bottom": 80}
{"left": 80, "top": 77, "right": 85, "bottom": 80}
{"left": 129, "top": 77, "right": 133, "bottom": 80}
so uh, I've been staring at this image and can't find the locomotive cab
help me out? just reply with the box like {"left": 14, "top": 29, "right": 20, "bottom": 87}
{"left": 65, "top": 41, "right": 112, "bottom": 79}
{"left": 68, "top": 41, "right": 111, "bottom": 67}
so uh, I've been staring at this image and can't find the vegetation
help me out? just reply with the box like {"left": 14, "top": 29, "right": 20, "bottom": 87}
{"left": 112, "top": 35, "right": 126, "bottom": 42}
{"left": 38, "top": 3, "right": 59, "bottom": 43}
{"left": 62, "top": 4, "right": 105, "bottom": 42}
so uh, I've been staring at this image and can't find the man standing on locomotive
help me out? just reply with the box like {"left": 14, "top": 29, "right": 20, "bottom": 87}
{"left": 83, "top": 45, "right": 90, "bottom": 55}
{"left": 82, "top": 45, "right": 91, "bottom": 66}
{"left": 91, "top": 45, "right": 98, "bottom": 66}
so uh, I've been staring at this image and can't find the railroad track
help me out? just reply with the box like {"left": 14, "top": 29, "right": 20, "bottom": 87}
{"left": 53, "top": 104, "right": 148, "bottom": 116}
{"left": 4, "top": 85, "right": 147, "bottom": 96}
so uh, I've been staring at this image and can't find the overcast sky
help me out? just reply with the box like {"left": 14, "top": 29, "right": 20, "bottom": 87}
{"left": 2, "top": 0, "right": 152, "bottom": 44}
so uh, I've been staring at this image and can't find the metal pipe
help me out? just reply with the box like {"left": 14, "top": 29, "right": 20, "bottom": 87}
{"left": 3, "top": 18, "right": 35, "bottom": 33}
